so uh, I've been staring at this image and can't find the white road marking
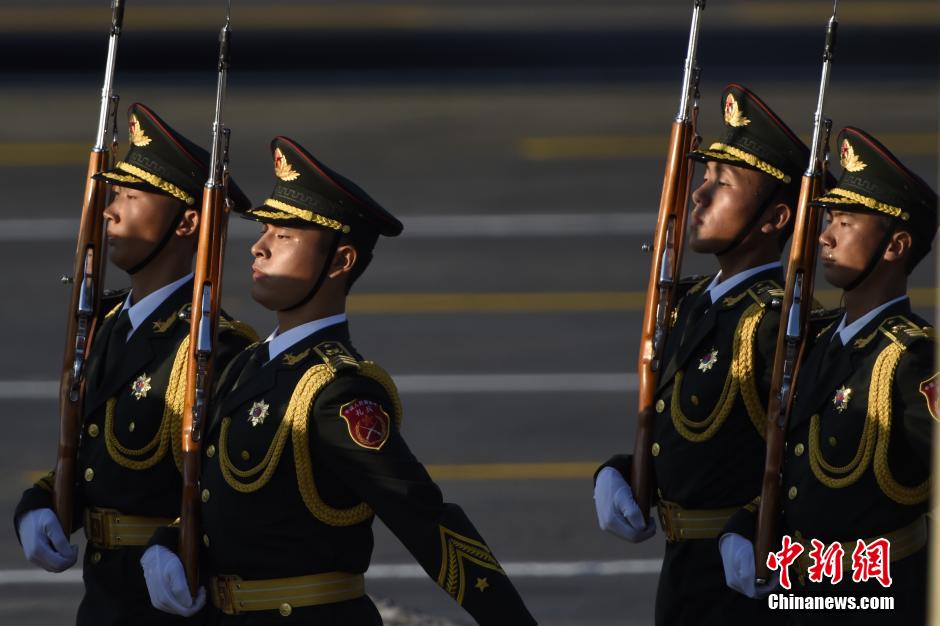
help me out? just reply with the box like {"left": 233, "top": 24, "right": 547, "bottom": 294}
{"left": 0, "top": 213, "right": 655, "bottom": 242}
{"left": 0, "top": 559, "right": 661, "bottom": 585}
{"left": 0, "top": 373, "right": 636, "bottom": 400}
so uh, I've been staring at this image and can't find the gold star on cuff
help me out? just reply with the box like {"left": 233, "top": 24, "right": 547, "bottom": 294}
{"left": 474, "top": 577, "right": 489, "bottom": 592}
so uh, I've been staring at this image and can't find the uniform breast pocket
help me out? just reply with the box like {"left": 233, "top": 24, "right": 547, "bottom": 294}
{"left": 104, "top": 376, "right": 174, "bottom": 469}
{"left": 812, "top": 405, "right": 869, "bottom": 470}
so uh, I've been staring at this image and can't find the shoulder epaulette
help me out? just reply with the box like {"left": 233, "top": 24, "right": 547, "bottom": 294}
{"left": 218, "top": 318, "right": 260, "bottom": 342}
{"left": 879, "top": 315, "right": 933, "bottom": 350}
{"left": 741, "top": 279, "right": 784, "bottom": 310}
{"left": 680, "top": 275, "right": 713, "bottom": 297}
{"left": 100, "top": 289, "right": 129, "bottom": 320}
{"left": 102, "top": 287, "right": 130, "bottom": 300}
{"left": 313, "top": 341, "right": 360, "bottom": 375}
{"left": 810, "top": 308, "right": 842, "bottom": 339}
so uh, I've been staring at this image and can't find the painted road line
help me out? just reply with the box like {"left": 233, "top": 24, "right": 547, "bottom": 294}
{"left": 425, "top": 462, "right": 598, "bottom": 481}
{"left": 0, "top": 289, "right": 933, "bottom": 315}
{"left": 4, "top": 133, "right": 936, "bottom": 166}
{"left": 23, "top": 462, "right": 603, "bottom": 485}
{"left": 0, "top": 214, "right": 657, "bottom": 241}
{"left": 0, "top": 373, "right": 637, "bottom": 401}
{"left": 520, "top": 132, "right": 940, "bottom": 161}
{"left": 0, "top": 3, "right": 934, "bottom": 33}
{"left": 396, "top": 373, "right": 635, "bottom": 393}
{"left": 346, "top": 289, "right": 938, "bottom": 313}
{"left": 0, "top": 559, "right": 661, "bottom": 586}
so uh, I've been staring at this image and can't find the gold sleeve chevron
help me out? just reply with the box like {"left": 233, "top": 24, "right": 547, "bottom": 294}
{"left": 218, "top": 361, "right": 403, "bottom": 526}
{"left": 104, "top": 301, "right": 123, "bottom": 320}
{"left": 436, "top": 525, "right": 506, "bottom": 605}
{"left": 34, "top": 470, "right": 56, "bottom": 493}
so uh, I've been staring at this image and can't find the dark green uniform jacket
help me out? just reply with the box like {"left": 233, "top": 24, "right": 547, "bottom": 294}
{"left": 14, "top": 278, "right": 256, "bottom": 626}
{"left": 725, "top": 298, "right": 935, "bottom": 625}
{"left": 599, "top": 265, "right": 786, "bottom": 626}
{"left": 194, "top": 321, "right": 536, "bottom": 625}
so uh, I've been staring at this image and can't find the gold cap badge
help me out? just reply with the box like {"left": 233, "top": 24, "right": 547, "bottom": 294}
{"left": 274, "top": 147, "right": 300, "bottom": 181}
{"left": 128, "top": 114, "right": 152, "bottom": 147}
{"left": 840, "top": 139, "right": 867, "bottom": 172}
{"left": 724, "top": 94, "right": 751, "bottom": 128}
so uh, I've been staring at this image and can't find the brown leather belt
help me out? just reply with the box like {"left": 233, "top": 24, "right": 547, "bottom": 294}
{"left": 83, "top": 507, "right": 174, "bottom": 549}
{"left": 658, "top": 499, "right": 740, "bottom": 543}
{"left": 794, "top": 514, "right": 928, "bottom": 582}
{"left": 209, "top": 572, "right": 365, "bottom": 616}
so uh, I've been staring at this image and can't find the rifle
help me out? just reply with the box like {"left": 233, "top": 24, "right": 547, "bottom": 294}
{"left": 53, "top": 0, "right": 125, "bottom": 535}
{"left": 754, "top": 1, "right": 838, "bottom": 585}
{"left": 179, "top": 0, "right": 232, "bottom": 596}
{"left": 631, "top": 0, "right": 705, "bottom": 520}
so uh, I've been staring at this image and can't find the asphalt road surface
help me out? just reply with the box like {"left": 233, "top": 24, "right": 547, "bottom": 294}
{"left": 0, "top": 1, "right": 937, "bottom": 624}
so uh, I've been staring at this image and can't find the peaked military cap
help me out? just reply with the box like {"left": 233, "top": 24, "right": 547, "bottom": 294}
{"left": 240, "top": 136, "right": 403, "bottom": 250}
{"left": 812, "top": 127, "right": 938, "bottom": 228}
{"left": 94, "top": 102, "right": 250, "bottom": 210}
{"left": 690, "top": 84, "right": 809, "bottom": 185}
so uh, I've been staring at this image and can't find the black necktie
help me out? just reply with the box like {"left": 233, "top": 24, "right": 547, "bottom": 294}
{"left": 823, "top": 334, "right": 845, "bottom": 367}
{"left": 681, "top": 292, "right": 712, "bottom": 342}
{"left": 99, "top": 311, "right": 132, "bottom": 386}
{"left": 804, "top": 333, "right": 843, "bottom": 389}
{"left": 233, "top": 342, "right": 270, "bottom": 390}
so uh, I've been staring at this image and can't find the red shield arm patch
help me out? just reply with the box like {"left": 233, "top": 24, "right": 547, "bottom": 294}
{"left": 339, "top": 399, "right": 391, "bottom": 450}
{"left": 919, "top": 373, "right": 940, "bottom": 422}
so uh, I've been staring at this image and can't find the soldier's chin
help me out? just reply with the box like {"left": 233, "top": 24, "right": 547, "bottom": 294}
{"left": 250, "top": 283, "right": 281, "bottom": 311}
{"left": 688, "top": 235, "right": 723, "bottom": 255}
{"left": 108, "top": 249, "right": 137, "bottom": 273}
{"left": 820, "top": 263, "right": 855, "bottom": 290}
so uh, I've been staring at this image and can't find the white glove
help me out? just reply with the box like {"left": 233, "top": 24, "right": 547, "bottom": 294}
{"left": 140, "top": 545, "right": 206, "bottom": 617}
{"left": 719, "top": 533, "right": 779, "bottom": 599}
{"left": 594, "top": 467, "right": 656, "bottom": 542}
{"left": 18, "top": 508, "right": 78, "bottom": 572}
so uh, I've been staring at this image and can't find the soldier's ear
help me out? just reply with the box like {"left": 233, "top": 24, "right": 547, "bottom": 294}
{"left": 883, "top": 229, "right": 912, "bottom": 265}
{"left": 329, "top": 243, "right": 358, "bottom": 280}
{"left": 761, "top": 201, "right": 791, "bottom": 235}
{"left": 175, "top": 207, "right": 200, "bottom": 239}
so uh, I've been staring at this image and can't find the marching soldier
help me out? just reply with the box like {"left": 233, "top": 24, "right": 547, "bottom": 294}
{"left": 721, "top": 127, "right": 937, "bottom": 624}
{"left": 593, "top": 84, "right": 810, "bottom": 624}
{"left": 141, "top": 136, "right": 537, "bottom": 624}
{"left": 13, "top": 103, "right": 257, "bottom": 625}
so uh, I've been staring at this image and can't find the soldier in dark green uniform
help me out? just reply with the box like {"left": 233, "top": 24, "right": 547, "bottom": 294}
{"left": 721, "top": 127, "right": 937, "bottom": 624}
{"left": 142, "top": 136, "right": 536, "bottom": 624}
{"left": 593, "top": 84, "right": 811, "bottom": 625}
{"left": 13, "top": 103, "right": 257, "bottom": 625}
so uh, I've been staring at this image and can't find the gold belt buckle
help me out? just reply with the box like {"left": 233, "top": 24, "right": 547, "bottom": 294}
{"left": 85, "top": 508, "right": 112, "bottom": 548}
{"left": 213, "top": 576, "right": 239, "bottom": 615}
{"left": 657, "top": 500, "right": 679, "bottom": 543}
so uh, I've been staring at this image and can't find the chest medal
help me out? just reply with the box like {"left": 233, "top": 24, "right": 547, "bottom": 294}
{"left": 248, "top": 400, "right": 270, "bottom": 427}
{"left": 832, "top": 386, "right": 852, "bottom": 413}
{"left": 698, "top": 349, "right": 719, "bottom": 373}
{"left": 131, "top": 374, "right": 152, "bottom": 400}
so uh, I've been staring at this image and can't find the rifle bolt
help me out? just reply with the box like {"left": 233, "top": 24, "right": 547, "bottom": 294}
{"left": 61, "top": 275, "right": 74, "bottom": 284}
{"left": 641, "top": 243, "right": 652, "bottom": 252}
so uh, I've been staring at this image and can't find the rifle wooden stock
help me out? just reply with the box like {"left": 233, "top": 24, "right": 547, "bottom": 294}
{"left": 754, "top": 172, "right": 825, "bottom": 582}
{"left": 54, "top": 150, "right": 109, "bottom": 534}
{"left": 632, "top": 119, "right": 696, "bottom": 518}
{"left": 180, "top": 184, "right": 228, "bottom": 595}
